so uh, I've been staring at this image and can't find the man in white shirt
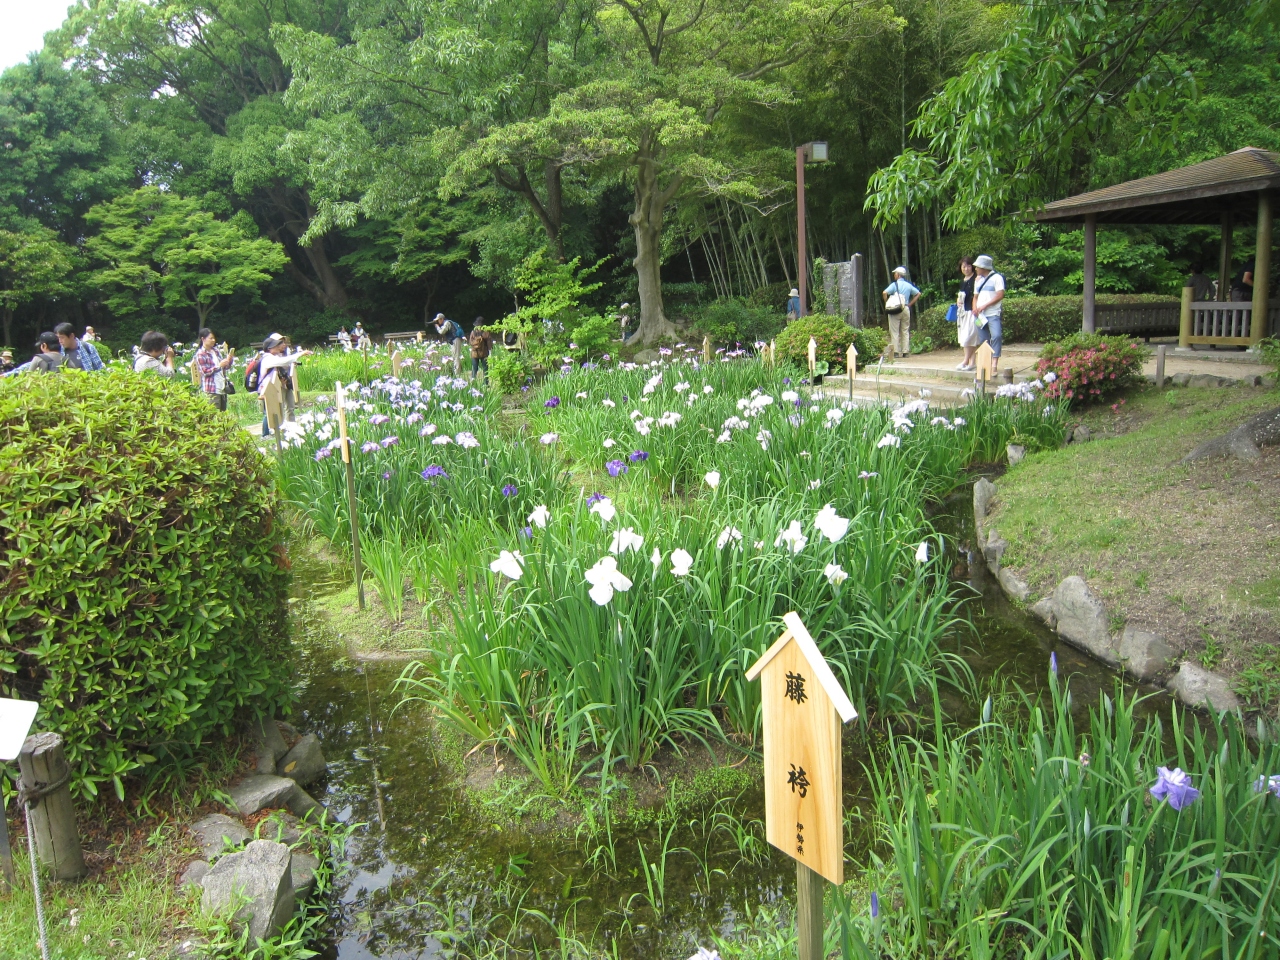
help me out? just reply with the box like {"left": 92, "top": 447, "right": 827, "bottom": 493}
{"left": 133, "top": 330, "right": 177, "bottom": 377}
{"left": 972, "top": 255, "right": 1006, "bottom": 373}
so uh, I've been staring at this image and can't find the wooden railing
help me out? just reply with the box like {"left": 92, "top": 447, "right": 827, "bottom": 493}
{"left": 1187, "top": 302, "right": 1253, "bottom": 343}
{"left": 1094, "top": 301, "right": 1180, "bottom": 339}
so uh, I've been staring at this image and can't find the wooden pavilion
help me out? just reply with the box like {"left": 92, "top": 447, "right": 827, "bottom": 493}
{"left": 1035, "top": 148, "right": 1280, "bottom": 348}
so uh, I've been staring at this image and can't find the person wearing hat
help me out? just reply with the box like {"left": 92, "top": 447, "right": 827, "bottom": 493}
{"left": 972, "top": 255, "right": 1006, "bottom": 373}
{"left": 0, "top": 349, "right": 14, "bottom": 373}
{"left": 132, "top": 330, "right": 177, "bottom": 377}
{"left": 786, "top": 288, "right": 801, "bottom": 321}
{"left": 257, "top": 333, "right": 310, "bottom": 436}
{"left": 882, "top": 266, "right": 921, "bottom": 359}
{"left": 618, "top": 302, "right": 632, "bottom": 341}
{"left": 18, "top": 332, "right": 65, "bottom": 374}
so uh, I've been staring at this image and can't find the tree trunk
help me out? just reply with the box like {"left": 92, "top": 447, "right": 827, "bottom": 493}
{"left": 631, "top": 141, "right": 682, "bottom": 344}
{"left": 2, "top": 306, "right": 11, "bottom": 349}
{"left": 299, "top": 236, "right": 349, "bottom": 310}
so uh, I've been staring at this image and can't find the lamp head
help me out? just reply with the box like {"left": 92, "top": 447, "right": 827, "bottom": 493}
{"left": 802, "top": 141, "right": 829, "bottom": 163}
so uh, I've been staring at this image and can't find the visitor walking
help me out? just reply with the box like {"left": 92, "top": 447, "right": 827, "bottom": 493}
{"left": 972, "top": 255, "right": 1006, "bottom": 374}
{"left": 955, "top": 256, "right": 979, "bottom": 371}
{"left": 434, "top": 313, "right": 466, "bottom": 375}
{"left": 618, "top": 303, "right": 632, "bottom": 341}
{"left": 786, "top": 288, "right": 800, "bottom": 321}
{"left": 133, "top": 331, "right": 177, "bottom": 377}
{"left": 1188, "top": 263, "right": 1214, "bottom": 302}
{"left": 468, "top": 318, "right": 492, "bottom": 380}
{"left": 195, "top": 327, "right": 234, "bottom": 410}
{"left": 257, "top": 333, "right": 309, "bottom": 436}
{"left": 55, "top": 322, "right": 104, "bottom": 371}
{"left": 882, "top": 266, "right": 920, "bottom": 359}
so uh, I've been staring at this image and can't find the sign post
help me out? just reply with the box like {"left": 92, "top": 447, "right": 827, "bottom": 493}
{"left": 807, "top": 337, "right": 818, "bottom": 383}
{"left": 845, "top": 343, "right": 857, "bottom": 402}
{"left": 975, "top": 341, "right": 995, "bottom": 399}
{"left": 335, "top": 383, "right": 366, "bottom": 610}
{"left": 703, "top": 335, "right": 713, "bottom": 364}
{"left": 390, "top": 350, "right": 404, "bottom": 380}
{"left": 746, "top": 612, "right": 857, "bottom": 960}
{"left": 0, "top": 698, "right": 38, "bottom": 894}
{"left": 261, "top": 376, "right": 284, "bottom": 456}
{"left": 769, "top": 339, "right": 777, "bottom": 367}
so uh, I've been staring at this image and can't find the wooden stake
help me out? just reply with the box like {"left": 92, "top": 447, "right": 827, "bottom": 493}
{"left": 1155, "top": 343, "right": 1167, "bottom": 389}
{"left": 336, "top": 383, "right": 366, "bottom": 610}
{"left": 262, "top": 376, "right": 284, "bottom": 457}
{"left": 770, "top": 339, "right": 776, "bottom": 367}
{"left": 846, "top": 343, "right": 857, "bottom": 402}
{"left": 0, "top": 799, "right": 14, "bottom": 892}
{"left": 17, "top": 734, "right": 85, "bottom": 880}
{"left": 703, "top": 335, "right": 712, "bottom": 363}
{"left": 797, "top": 861, "right": 825, "bottom": 960}
{"left": 362, "top": 339, "right": 369, "bottom": 383}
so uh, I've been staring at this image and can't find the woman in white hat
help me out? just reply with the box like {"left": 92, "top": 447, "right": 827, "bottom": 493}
{"left": 882, "top": 266, "right": 921, "bottom": 358}
{"left": 786, "top": 288, "right": 800, "bottom": 321}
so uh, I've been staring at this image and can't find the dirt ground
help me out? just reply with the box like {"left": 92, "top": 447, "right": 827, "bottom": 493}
{"left": 989, "top": 385, "right": 1280, "bottom": 715}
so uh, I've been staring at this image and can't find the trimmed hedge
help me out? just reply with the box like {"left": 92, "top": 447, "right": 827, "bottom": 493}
{"left": 775, "top": 314, "right": 887, "bottom": 370}
{"left": 0, "top": 371, "right": 293, "bottom": 800}
{"left": 915, "top": 294, "right": 1176, "bottom": 347}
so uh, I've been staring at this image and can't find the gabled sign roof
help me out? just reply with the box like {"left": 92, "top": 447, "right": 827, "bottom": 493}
{"left": 746, "top": 611, "right": 857, "bottom": 723}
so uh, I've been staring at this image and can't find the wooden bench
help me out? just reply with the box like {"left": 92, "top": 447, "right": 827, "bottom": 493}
{"left": 384, "top": 331, "right": 424, "bottom": 344}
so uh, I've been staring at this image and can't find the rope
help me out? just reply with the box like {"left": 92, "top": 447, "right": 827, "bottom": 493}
{"left": 23, "top": 802, "right": 50, "bottom": 960}
{"left": 16, "top": 770, "right": 69, "bottom": 810}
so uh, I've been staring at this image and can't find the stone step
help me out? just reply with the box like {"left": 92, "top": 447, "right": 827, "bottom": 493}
{"left": 820, "top": 375, "right": 977, "bottom": 403}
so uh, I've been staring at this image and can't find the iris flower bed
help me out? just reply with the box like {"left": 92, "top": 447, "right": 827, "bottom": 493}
{"left": 275, "top": 352, "right": 1068, "bottom": 795}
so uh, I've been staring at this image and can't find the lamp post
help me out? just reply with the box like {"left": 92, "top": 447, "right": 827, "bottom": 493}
{"left": 796, "top": 141, "right": 828, "bottom": 317}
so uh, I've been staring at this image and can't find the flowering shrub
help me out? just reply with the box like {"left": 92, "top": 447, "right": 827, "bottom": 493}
{"left": 1035, "top": 333, "right": 1147, "bottom": 403}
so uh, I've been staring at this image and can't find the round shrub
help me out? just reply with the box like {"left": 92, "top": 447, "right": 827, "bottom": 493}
{"left": 0, "top": 371, "right": 293, "bottom": 800}
{"left": 1036, "top": 333, "right": 1149, "bottom": 403}
{"left": 776, "top": 314, "right": 883, "bottom": 369}
{"left": 488, "top": 347, "right": 532, "bottom": 393}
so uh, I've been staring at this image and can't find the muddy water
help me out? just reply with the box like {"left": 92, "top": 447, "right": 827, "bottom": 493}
{"left": 291, "top": 489, "right": 1161, "bottom": 958}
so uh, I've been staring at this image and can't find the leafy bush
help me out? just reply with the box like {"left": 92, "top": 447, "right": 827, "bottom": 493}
{"left": 692, "top": 298, "right": 785, "bottom": 346}
{"left": 1036, "top": 333, "right": 1148, "bottom": 403}
{"left": 775, "top": 314, "right": 853, "bottom": 367}
{"left": 488, "top": 347, "right": 531, "bottom": 394}
{"left": 852, "top": 326, "right": 889, "bottom": 365}
{"left": 0, "top": 371, "right": 293, "bottom": 800}
{"left": 916, "top": 293, "right": 1176, "bottom": 347}
{"left": 1257, "top": 336, "right": 1280, "bottom": 383}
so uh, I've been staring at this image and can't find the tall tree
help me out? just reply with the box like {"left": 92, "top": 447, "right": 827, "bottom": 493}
{"left": 85, "top": 187, "right": 288, "bottom": 326}
{"left": 67, "top": 0, "right": 354, "bottom": 310}
{"left": 0, "top": 227, "right": 79, "bottom": 346}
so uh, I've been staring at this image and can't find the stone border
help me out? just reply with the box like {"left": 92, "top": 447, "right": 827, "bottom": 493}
{"left": 973, "top": 479, "right": 1241, "bottom": 714}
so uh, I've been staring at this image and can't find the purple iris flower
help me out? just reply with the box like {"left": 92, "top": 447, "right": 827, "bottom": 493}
{"left": 380, "top": 435, "right": 399, "bottom": 448}
{"left": 369, "top": 414, "right": 390, "bottom": 425}
{"left": 382, "top": 470, "right": 393, "bottom": 480}
{"left": 521, "top": 385, "right": 530, "bottom": 393}
{"left": 360, "top": 441, "right": 380, "bottom": 454}
{"left": 421, "top": 465, "right": 449, "bottom": 480}
{"left": 586, "top": 491, "right": 606, "bottom": 505}
{"left": 519, "top": 526, "right": 534, "bottom": 539}
{"left": 545, "top": 396, "right": 561, "bottom": 408}
{"left": 314, "top": 448, "right": 333, "bottom": 461}
{"left": 783, "top": 378, "right": 791, "bottom": 385}
{"left": 870, "top": 892, "right": 879, "bottom": 919}
{"left": 1050, "top": 652, "right": 1058, "bottom": 675}
{"left": 629, "top": 450, "right": 649, "bottom": 462}
{"left": 606, "top": 459, "right": 629, "bottom": 477}
{"left": 502, "top": 483, "right": 519, "bottom": 497}
{"left": 1149, "top": 767, "right": 1200, "bottom": 810}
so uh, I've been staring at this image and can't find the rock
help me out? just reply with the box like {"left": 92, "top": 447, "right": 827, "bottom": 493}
{"left": 180, "top": 860, "right": 212, "bottom": 890}
{"left": 1167, "top": 661, "right": 1241, "bottom": 713}
{"left": 997, "top": 568, "right": 1031, "bottom": 603}
{"left": 973, "top": 477, "right": 997, "bottom": 537}
{"left": 1052, "top": 577, "right": 1117, "bottom": 665}
{"left": 257, "top": 812, "right": 304, "bottom": 847}
{"left": 1006, "top": 443, "right": 1026, "bottom": 466}
{"left": 227, "top": 775, "right": 296, "bottom": 817}
{"left": 1029, "top": 597, "right": 1057, "bottom": 629}
{"left": 1118, "top": 627, "right": 1176, "bottom": 681}
{"left": 285, "top": 782, "right": 324, "bottom": 820}
{"left": 251, "top": 713, "right": 289, "bottom": 775}
{"left": 190, "top": 813, "right": 252, "bottom": 861}
{"left": 1182, "top": 404, "right": 1280, "bottom": 463}
{"left": 1187, "top": 373, "right": 1232, "bottom": 389}
{"left": 1072, "top": 424, "right": 1091, "bottom": 443}
{"left": 290, "top": 852, "right": 321, "bottom": 901}
{"left": 277, "top": 734, "right": 327, "bottom": 787}
{"left": 632, "top": 348, "right": 660, "bottom": 364}
{"left": 1171, "top": 372, "right": 1191, "bottom": 387}
{"left": 982, "top": 530, "right": 1008, "bottom": 573}
{"left": 276, "top": 720, "right": 300, "bottom": 742}
{"left": 200, "top": 839, "right": 296, "bottom": 943}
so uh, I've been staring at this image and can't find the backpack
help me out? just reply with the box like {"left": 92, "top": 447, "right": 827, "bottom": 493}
{"left": 244, "top": 352, "right": 263, "bottom": 392}
{"left": 468, "top": 328, "right": 489, "bottom": 357}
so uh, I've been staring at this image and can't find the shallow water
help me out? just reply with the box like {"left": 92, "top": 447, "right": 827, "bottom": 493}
{"left": 290, "top": 486, "right": 1162, "bottom": 958}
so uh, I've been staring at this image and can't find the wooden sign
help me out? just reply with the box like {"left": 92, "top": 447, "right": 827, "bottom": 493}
{"left": 769, "top": 339, "right": 776, "bottom": 366}
{"left": 746, "top": 611, "right": 856, "bottom": 885}
{"left": 0, "top": 697, "right": 37, "bottom": 894}
{"left": 189, "top": 358, "right": 200, "bottom": 388}
{"left": 390, "top": 350, "right": 404, "bottom": 379}
{"left": 846, "top": 343, "right": 857, "bottom": 400}
{"left": 975, "top": 340, "right": 995, "bottom": 385}
{"left": 703, "top": 335, "right": 712, "bottom": 363}
{"left": 335, "top": 383, "right": 366, "bottom": 609}
{"left": 261, "top": 375, "right": 284, "bottom": 454}
{"left": 807, "top": 337, "right": 818, "bottom": 381}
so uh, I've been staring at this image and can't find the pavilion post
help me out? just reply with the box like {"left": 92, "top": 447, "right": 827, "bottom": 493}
{"left": 1082, "top": 214, "right": 1097, "bottom": 334}
{"left": 1218, "top": 211, "right": 1233, "bottom": 302}
{"left": 1251, "top": 192, "right": 1271, "bottom": 345}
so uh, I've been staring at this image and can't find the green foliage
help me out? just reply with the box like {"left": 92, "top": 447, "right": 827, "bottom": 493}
{"left": 775, "top": 314, "right": 856, "bottom": 368}
{"left": 917, "top": 293, "right": 1175, "bottom": 347}
{"left": 854, "top": 676, "right": 1280, "bottom": 958}
{"left": 0, "top": 226, "right": 79, "bottom": 343}
{"left": 85, "top": 187, "right": 288, "bottom": 327}
{"left": 0, "top": 371, "right": 293, "bottom": 800}
{"left": 1257, "top": 337, "right": 1280, "bottom": 383}
{"left": 486, "top": 348, "right": 531, "bottom": 394}
{"left": 1026, "top": 227, "right": 1185, "bottom": 295}
{"left": 692, "top": 298, "right": 785, "bottom": 347}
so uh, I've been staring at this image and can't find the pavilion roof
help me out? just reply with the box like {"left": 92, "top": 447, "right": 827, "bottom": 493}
{"left": 1034, "top": 148, "right": 1280, "bottom": 225}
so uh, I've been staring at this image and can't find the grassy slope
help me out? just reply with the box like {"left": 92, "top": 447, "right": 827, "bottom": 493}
{"left": 991, "top": 385, "right": 1280, "bottom": 711}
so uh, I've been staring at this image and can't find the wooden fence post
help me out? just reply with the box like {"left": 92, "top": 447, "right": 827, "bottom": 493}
{"left": 0, "top": 798, "right": 14, "bottom": 892}
{"left": 336, "top": 383, "right": 366, "bottom": 610}
{"left": 17, "top": 734, "right": 86, "bottom": 880}
{"left": 1155, "top": 343, "right": 1167, "bottom": 389}
{"left": 1179, "top": 284, "right": 1193, "bottom": 349}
